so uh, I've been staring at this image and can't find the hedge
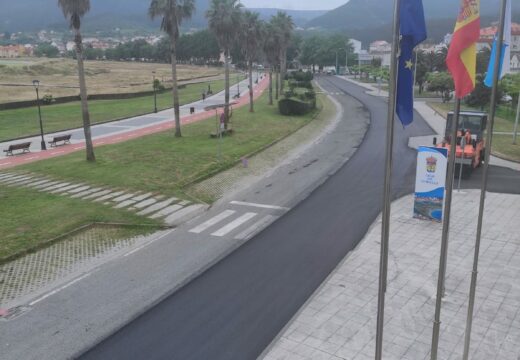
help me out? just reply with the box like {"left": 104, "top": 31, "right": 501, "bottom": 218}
{"left": 278, "top": 98, "right": 316, "bottom": 116}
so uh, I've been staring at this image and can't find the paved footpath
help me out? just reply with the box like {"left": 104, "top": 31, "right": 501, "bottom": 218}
{"left": 261, "top": 191, "right": 520, "bottom": 360}
{"left": 0, "top": 73, "right": 266, "bottom": 169}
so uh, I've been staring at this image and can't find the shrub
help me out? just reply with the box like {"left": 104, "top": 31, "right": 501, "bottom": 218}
{"left": 278, "top": 98, "right": 315, "bottom": 116}
{"left": 290, "top": 71, "right": 313, "bottom": 82}
{"left": 289, "top": 80, "right": 313, "bottom": 89}
{"left": 42, "top": 94, "right": 54, "bottom": 105}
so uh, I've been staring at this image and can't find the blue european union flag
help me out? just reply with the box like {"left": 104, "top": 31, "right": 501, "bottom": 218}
{"left": 396, "top": 0, "right": 427, "bottom": 127}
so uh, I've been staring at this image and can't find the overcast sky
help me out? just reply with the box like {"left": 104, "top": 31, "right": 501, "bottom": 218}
{"left": 240, "top": 0, "right": 348, "bottom": 11}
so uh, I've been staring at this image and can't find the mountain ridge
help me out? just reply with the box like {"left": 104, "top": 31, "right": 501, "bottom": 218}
{"left": 307, "top": 0, "right": 520, "bottom": 42}
{"left": 0, "top": 0, "right": 324, "bottom": 32}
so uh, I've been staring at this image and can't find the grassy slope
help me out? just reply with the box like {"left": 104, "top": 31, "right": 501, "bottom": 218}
{"left": 0, "top": 184, "right": 161, "bottom": 261}
{"left": 0, "top": 78, "right": 239, "bottom": 141}
{"left": 20, "top": 92, "right": 321, "bottom": 199}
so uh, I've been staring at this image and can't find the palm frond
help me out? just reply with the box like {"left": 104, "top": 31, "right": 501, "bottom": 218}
{"left": 57, "top": 0, "right": 90, "bottom": 30}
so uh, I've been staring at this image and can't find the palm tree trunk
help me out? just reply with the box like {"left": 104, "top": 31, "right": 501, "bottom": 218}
{"left": 275, "top": 67, "right": 279, "bottom": 100}
{"left": 74, "top": 29, "right": 95, "bottom": 162}
{"left": 268, "top": 68, "right": 273, "bottom": 105}
{"left": 280, "top": 48, "right": 287, "bottom": 92}
{"left": 248, "top": 60, "right": 254, "bottom": 112}
{"left": 170, "top": 37, "right": 181, "bottom": 137}
{"left": 224, "top": 49, "right": 230, "bottom": 129}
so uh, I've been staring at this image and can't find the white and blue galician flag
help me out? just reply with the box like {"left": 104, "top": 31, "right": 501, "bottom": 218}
{"left": 484, "top": 0, "right": 511, "bottom": 87}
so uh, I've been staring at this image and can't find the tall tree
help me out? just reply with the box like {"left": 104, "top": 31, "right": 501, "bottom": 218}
{"left": 271, "top": 12, "right": 294, "bottom": 94}
{"left": 239, "top": 11, "right": 264, "bottom": 112}
{"left": 149, "top": 0, "right": 196, "bottom": 138}
{"left": 262, "top": 23, "right": 279, "bottom": 105}
{"left": 207, "top": 0, "right": 243, "bottom": 128}
{"left": 58, "top": 0, "right": 95, "bottom": 161}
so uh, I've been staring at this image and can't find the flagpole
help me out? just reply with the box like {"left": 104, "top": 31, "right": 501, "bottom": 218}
{"left": 375, "top": 0, "right": 401, "bottom": 358}
{"left": 462, "top": 1, "right": 508, "bottom": 359}
{"left": 513, "top": 95, "right": 519, "bottom": 144}
{"left": 430, "top": 98, "right": 461, "bottom": 360}
{"left": 413, "top": 49, "right": 418, "bottom": 99}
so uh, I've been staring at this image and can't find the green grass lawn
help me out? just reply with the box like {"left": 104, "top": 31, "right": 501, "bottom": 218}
{"left": 0, "top": 184, "right": 161, "bottom": 262}
{"left": 428, "top": 102, "right": 520, "bottom": 162}
{"left": 490, "top": 135, "right": 520, "bottom": 163}
{"left": 3, "top": 89, "right": 326, "bottom": 259}
{"left": 0, "top": 77, "right": 241, "bottom": 142}
{"left": 428, "top": 102, "right": 516, "bottom": 133}
{"left": 19, "top": 91, "right": 323, "bottom": 201}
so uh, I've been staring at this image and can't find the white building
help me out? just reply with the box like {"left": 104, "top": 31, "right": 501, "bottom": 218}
{"left": 369, "top": 41, "right": 391, "bottom": 67}
{"left": 512, "top": 54, "right": 520, "bottom": 72}
{"left": 349, "top": 39, "right": 362, "bottom": 54}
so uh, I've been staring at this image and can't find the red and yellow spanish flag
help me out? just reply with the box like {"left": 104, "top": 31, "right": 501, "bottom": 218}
{"left": 446, "top": 0, "right": 480, "bottom": 99}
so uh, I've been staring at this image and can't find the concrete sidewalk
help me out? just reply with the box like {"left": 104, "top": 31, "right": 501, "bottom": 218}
{"left": 0, "top": 73, "right": 265, "bottom": 169}
{"left": 261, "top": 191, "right": 520, "bottom": 360}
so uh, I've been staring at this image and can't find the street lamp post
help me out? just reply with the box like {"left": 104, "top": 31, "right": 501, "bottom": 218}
{"left": 33, "top": 80, "right": 46, "bottom": 151}
{"left": 152, "top": 71, "right": 157, "bottom": 113}
{"left": 345, "top": 48, "right": 349, "bottom": 75}
{"left": 335, "top": 50, "right": 339, "bottom": 75}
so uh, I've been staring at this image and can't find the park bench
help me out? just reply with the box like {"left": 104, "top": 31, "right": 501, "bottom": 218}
{"left": 48, "top": 134, "right": 72, "bottom": 148}
{"left": 3, "top": 142, "right": 31, "bottom": 156}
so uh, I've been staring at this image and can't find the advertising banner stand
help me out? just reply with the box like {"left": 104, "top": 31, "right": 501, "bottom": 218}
{"left": 414, "top": 146, "right": 448, "bottom": 222}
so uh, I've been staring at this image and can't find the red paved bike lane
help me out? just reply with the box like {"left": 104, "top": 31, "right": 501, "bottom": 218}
{"left": 0, "top": 77, "right": 269, "bottom": 170}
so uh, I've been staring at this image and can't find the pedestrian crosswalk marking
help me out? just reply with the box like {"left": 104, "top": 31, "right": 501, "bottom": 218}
{"left": 211, "top": 212, "right": 257, "bottom": 237}
{"left": 189, "top": 210, "right": 236, "bottom": 234}
{"left": 234, "top": 215, "right": 278, "bottom": 241}
{"left": 230, "top": 201, "right": 289, "bottom": 211}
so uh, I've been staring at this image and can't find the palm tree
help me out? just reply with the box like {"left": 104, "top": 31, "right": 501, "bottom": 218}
{"left": 207, "top": 0, "right": 243, "bottom": 128}
{"left": 239, "top": 11, "right": 264, "bottom": 112}
{"left": 149, "top": 0, "right": 195, "bottom": 138}
{"left": 58, "top": 0, "right": 95, "bottom": 161}
{"left": 263, "top": 23, "right": 279, "bottom": 105}
{"left": 271, "top": 12, "right": 294, "bottom": 94}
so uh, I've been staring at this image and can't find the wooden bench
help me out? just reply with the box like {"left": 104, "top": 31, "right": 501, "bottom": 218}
{"left": 3, "top": 142, "right": 31, "bottom": 156}
{"left": 48, "top": 134, "right": 72, "bottom": 148}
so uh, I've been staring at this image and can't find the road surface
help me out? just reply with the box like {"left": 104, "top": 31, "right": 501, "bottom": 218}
{"left": 80, "top": 76, "right": 518, "bottom": 360}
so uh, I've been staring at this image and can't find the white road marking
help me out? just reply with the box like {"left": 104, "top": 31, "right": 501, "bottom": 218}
{"left": 229, "top": 201, "right": 289, "bottom": 211}
{"left": 211, "top": 212, "right": 257, "bottom": 237}
{"left": 123, "top": 229, "right": 175, "bottom": 257}
{"left": 53, "top": 150, "right": 65, "bottom": 154}
{"left": 189, "top": 210, "right": 236, "bottom": 234}
{"left": 234, "top": 215, "right": 279, "bottom": 240}
{"left": 29, "top": 272, "right": 92, "bottom": 306}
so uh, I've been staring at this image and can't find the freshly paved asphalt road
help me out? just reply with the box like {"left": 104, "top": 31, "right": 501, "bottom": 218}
{"left": 80, "top": 76, "right": 518, "bottom": 360}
